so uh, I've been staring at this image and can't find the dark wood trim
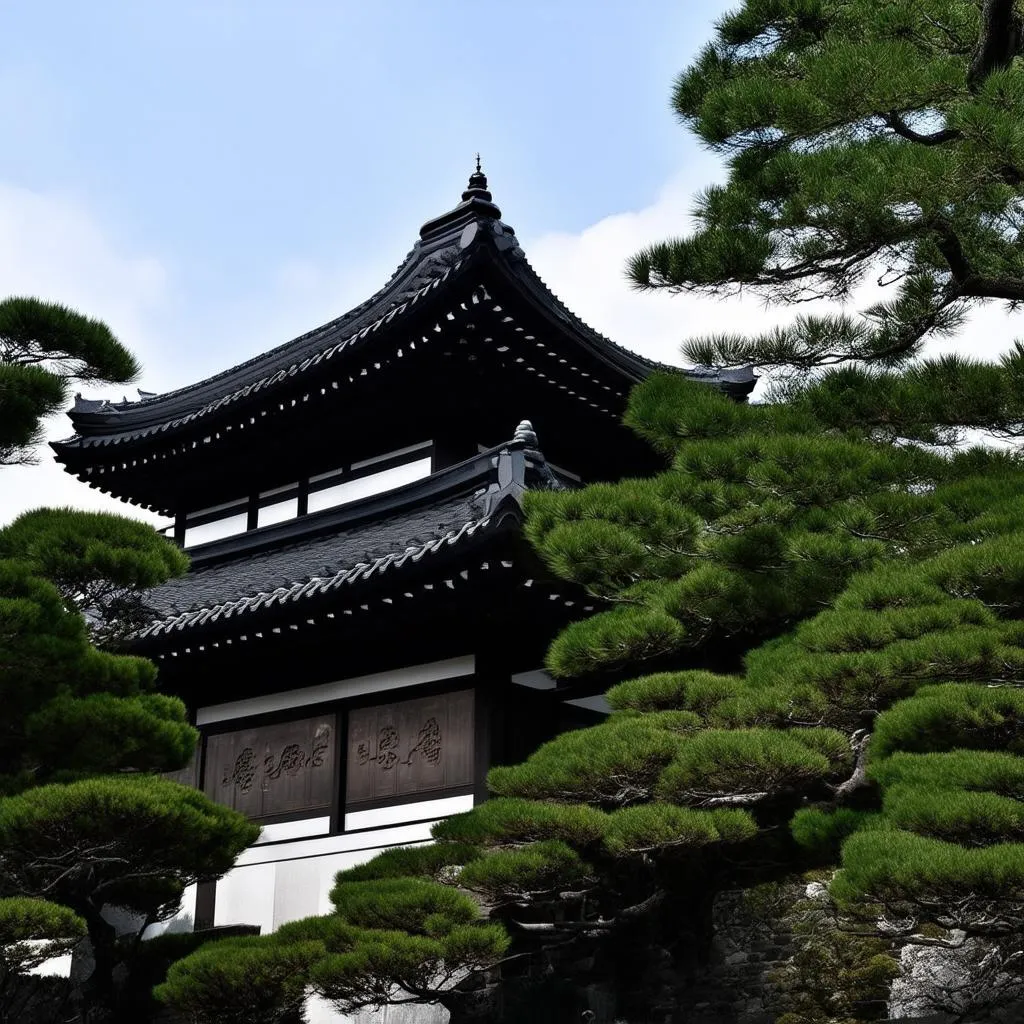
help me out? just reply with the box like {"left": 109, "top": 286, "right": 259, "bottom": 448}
{"left": 197, "top": 672, "right": 477, "bottom": 735}
{"left": 242, "top": 807, "right": 334, "bottom": 827}
{"left": 224, "top": 834, "right": 437, "bottom": 867}
{"left": 185, "top": 445, "right": 496, "bottom": 565}
{"left": 343, "top": 784, "right": 475, "bottom": 814}
{"left": 473, "top": 644, "right": 512, "bottom": 806}
{"left": 184, "top": 500, "right": 249, "bottom": 527}
{"left": 473, "top": 682, "right": 493, "bottom": 807}
{"left": 331, "top": 705, "right": 346, "bottom": 835}
{"left": 197, "top": 670, "right": 480, "bottom": 836}
{"left": 194, "top": 881, "right": 216, "bottom": 930}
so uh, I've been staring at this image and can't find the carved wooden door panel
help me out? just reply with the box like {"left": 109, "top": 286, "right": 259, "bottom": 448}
{"left": 204, "top": 714, "right": 336, "bottom": 819}
{"left": 345, "top": 690, "right": 474, "bottom": 807}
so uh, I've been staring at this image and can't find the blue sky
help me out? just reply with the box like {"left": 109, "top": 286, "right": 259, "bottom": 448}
{"left": 2, "top": 2, "right": 722, "bottom": 246}
{"left": 1, "top": 0, "right": 732, "bottom": 358}
{"left": 1, "top": 1, "right": 1020, "bottom": 523}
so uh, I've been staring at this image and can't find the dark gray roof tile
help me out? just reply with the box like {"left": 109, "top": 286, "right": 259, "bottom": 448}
{"left": 139, "top": 490, "right": 496, "bottom": 638}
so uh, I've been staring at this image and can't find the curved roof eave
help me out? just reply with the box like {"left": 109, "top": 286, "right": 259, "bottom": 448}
{"left": 55, "top": 169, "right": 757, "bottom": 458}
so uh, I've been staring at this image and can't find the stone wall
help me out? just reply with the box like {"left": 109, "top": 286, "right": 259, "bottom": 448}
{"left": 673, "top": 885, "right": 801, "bottom": 1024}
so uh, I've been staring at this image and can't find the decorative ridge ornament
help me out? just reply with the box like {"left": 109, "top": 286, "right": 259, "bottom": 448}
{"left": 512, "top": 419, "right": 538, "bottom": 448}
{"left": 462, "top": 155, "right": 492, "bottom": 203}
{"left": 509, "top": 419, "right": 564, "bottom": 492}
{"left": 419, "top": 162, "right": 503, "bottom": 241}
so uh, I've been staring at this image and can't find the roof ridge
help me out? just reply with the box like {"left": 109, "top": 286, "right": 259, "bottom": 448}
{"left": 137, "top": 511, "right": 497, "bottom": 639}
{"left": 130, "top": 245, "right": 424, "bottom": 414}
{"left": 64, "top": 253, "right": 474, "bottom": 446}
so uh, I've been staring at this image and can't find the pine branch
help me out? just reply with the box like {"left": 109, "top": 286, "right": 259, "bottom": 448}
{"left": 884, "top": 113, "right": 959, "bottom": 147}
{"left": 967, "top": 0, "right": 1023, "bottom": 92}
{"left": 831, "top": 731, "right": 871, "bottom": 803}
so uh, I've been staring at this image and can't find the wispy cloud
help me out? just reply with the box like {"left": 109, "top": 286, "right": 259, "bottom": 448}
{"left": 525, "top": 170, "right": 1024, "bottom": 372}
{"left": 0, "top": 183, "right": 173, "bottom": 524}
{"left": 1, "top": 170, "right": 1021, "bottom": 528}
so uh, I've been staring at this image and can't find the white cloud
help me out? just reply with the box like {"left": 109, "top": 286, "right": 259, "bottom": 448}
{"left": 2, "top": 171, "right": 1021, "bottom": 531}
{"left": 0, "top": 184, "right": 173, "bottom": 527}
{"left": 0, "top": 183, "right": 168, "bottom": 350}
{"left": 525, "top": 172, "right": 1024, "bottom": 373}
{"left": 0, "top": 185, "right": 404, "bottom": 529}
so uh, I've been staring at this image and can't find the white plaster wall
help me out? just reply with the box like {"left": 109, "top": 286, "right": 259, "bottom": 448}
{"left": 256, "top": 816, "right": 331, "bottom": 844}
{"left": 213, "top": 795, "right": 475, "bottom": 933}
{"left": 344, "top": 795, "right": 474, "bottom": 832}
{"left": 214, "top": 836, "right": 432, "bottom": 932}
{"left": 27, "top": 950, "right": 73, "bottom": 979}
{"left": 274, "top": 859, "right": 323, "bottom": 926}
{"left": 142, "top": 882, "right": 197, "bottom": 939}
{"left": 307, "top": 994, "right": 450, "bottom": 1024}
{"left": 215, "top": 861, "right": 276, "bottom": 933}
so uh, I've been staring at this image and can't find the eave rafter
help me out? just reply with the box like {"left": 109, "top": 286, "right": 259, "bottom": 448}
{"left": 145, "top": 551, "right": 595, "bottom": 662}
{"left": 53, "top": 267, "right": 655, "bottom": 512}
{"left": 52, "top": 169, "right": 756, "bottom": 512}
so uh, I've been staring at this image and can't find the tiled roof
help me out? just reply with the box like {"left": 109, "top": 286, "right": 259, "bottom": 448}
{"left": 139, "top": 493, "right": 502, "bottom": 639}
{"left": 62, "top": 257, "right": 473, "bottom": 449}
{"left": 135, "top": 441, "right": 540, "bottom": 641}
{"left": 56, "top": 172, "right": 756, "bottom": 455}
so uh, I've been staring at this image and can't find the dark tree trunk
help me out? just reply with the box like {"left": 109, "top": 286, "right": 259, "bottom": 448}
{"left": 80, "top": 909, "right": 120, "bottom": 1024}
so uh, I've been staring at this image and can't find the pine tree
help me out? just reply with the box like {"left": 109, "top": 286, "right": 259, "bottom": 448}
{"left": 0, "top": 297, "right": 139, "bottom": 465}
{"left": 628, "top": 0, "right": 1024, "bottom": 377}
{"left": 0, "top": 302, "right": 259, "bottom": 1022}
{"left": 158, "top": 4, "right": 1024, "bottom": 1021}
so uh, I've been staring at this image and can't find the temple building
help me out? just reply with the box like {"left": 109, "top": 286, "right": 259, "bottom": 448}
{"left": 54, "top": 166, "right": 755, "bottom": 939}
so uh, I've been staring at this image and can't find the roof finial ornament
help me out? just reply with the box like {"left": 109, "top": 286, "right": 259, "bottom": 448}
{"left": 513, "top": 419, "right": 538, "bottom": 448}
{"left": 462, "top": 155, "right": 491, "bottom": 202}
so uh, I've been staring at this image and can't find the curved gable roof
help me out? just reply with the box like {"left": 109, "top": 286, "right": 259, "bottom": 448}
{"left": 58, "top": 168, "right": 754, "bottom": 449}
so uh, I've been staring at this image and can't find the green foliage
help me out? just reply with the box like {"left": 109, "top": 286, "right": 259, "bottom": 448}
{"left": 656, "top": 728, "right": 849, "bottom": 804}
{"left": 512, "top": 362, "right": 1024, "bottom": 985}
{"left": 488, "top": 713, "right": 685, "bottom": 806}
{"left": 309, "top": 924, "right": 509, "bottom": 1015}
{"left": 602, "top": 804, "right": 757, "bottom": 856}
{"left": 630, "top": 0, "right": 1024, "bottom": 375}
{"left": 606, "top": 670, "right": 742, "bottom": 714}
{"left": 328, "top": 877, "right": 479, "bottom": 936}
{"left": 883, "top": 786, "right": 1024, "bottom": 847}
{"left": 0, "top": 298, "right": 246, "bottom": 1024}
{"left": 0, "top": 507, "right": 189, "bottom": 642}
{"left": 25, "top": 692, "right": 196, "bottom": 778}
{"left": 530, "top": 371, "right": 975, "bottom": 679}
{"left": 0, "top": 897, "right": 85, "bottom": 974}
{"left": 273, "top": 915, "right": 361, "bottom": 952}
{"left": 544, "top": 604, "right": 688, "bottom": 678}
{"left": 871, "top": 684, "right": 1024, "bottom": 760}
{"left": 869, "top": 750, "right": 1024, "bottom": 799}
{"left": 457, "top": 841, "right": 591, "bottom": 901}
{"left": 0, "top": 507, "right": 188, "bottom": 595}
{"left": 334, "top": 842, "right": 482, "bottom": 882}
{"left": 0, "top": 775, "right": 259, "bottom": 919}
{"left": 432, "top": 797, "right": 609, "bottom": 847}
{"left": 162, "top": 907, "right": 511, "bottom": 1020}
{"left": 791, "top": 808, "right": 879, "bottom": 858}
{"left": 155, "top": 937, "right": 323, "bottom": 1024}
{"left": 0, "top": 297, "right": 138, "bottom": 465}
{"left": 833, "top": 830, "right": 1024, "bottom": 919}
{"left": 0, "top": 555, "right": 189, "bottom": 785}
